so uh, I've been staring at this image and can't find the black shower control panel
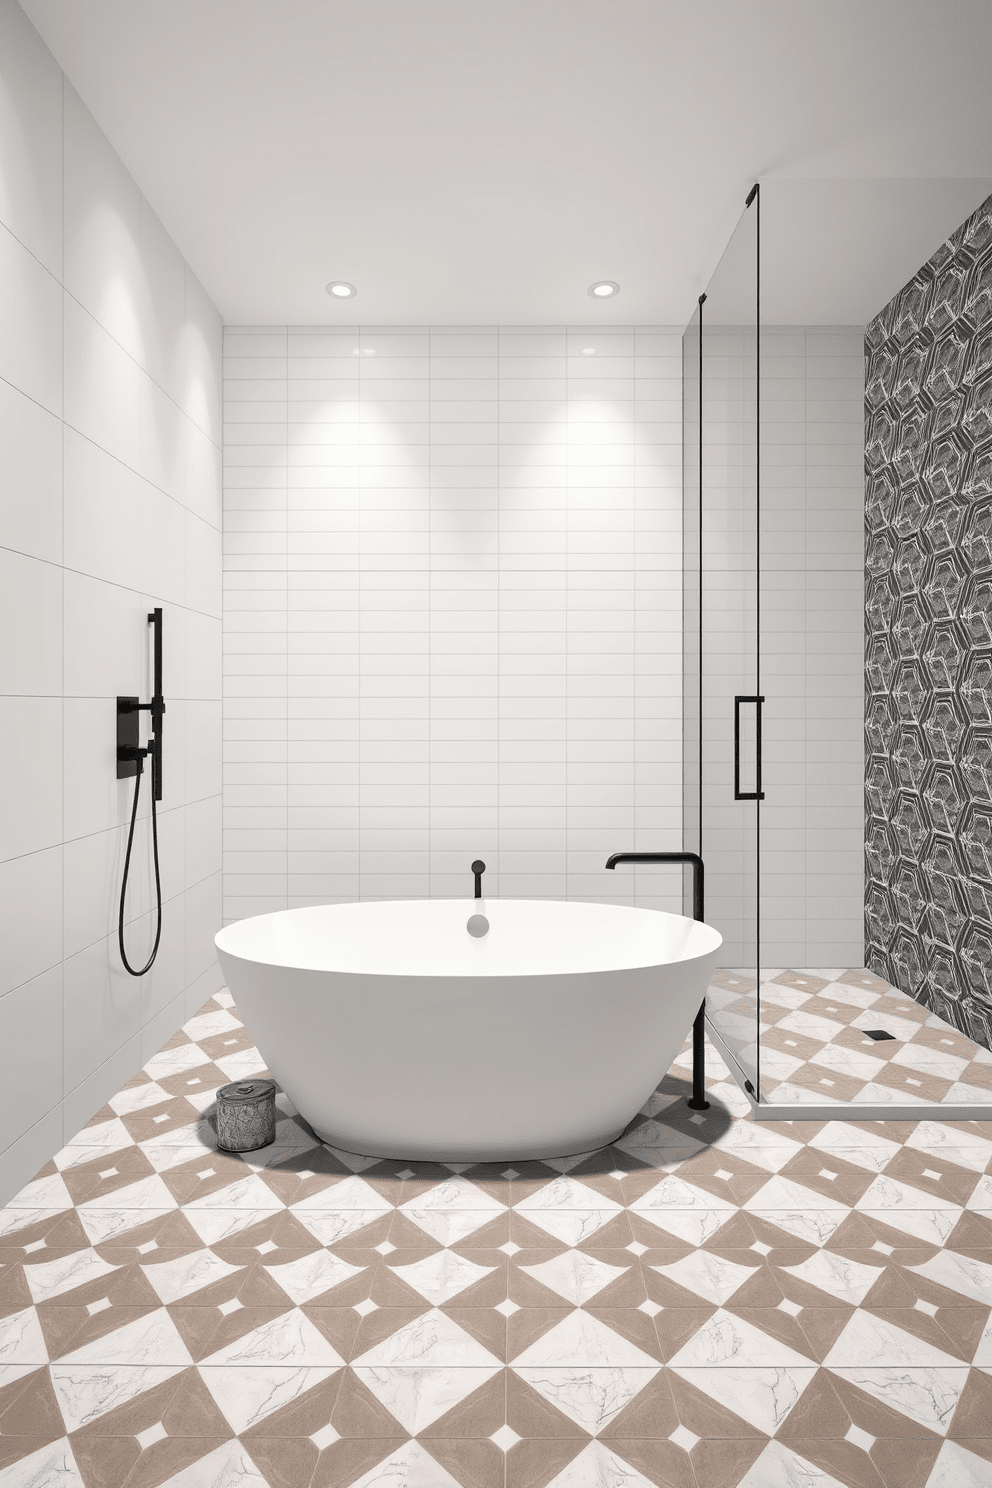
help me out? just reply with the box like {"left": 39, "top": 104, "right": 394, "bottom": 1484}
{"left": 116, "top": 696, "right": 140, "bottom": 778}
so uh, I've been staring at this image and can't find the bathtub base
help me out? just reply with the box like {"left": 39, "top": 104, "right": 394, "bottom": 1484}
{"left": 312, "top": 1122, "right": 632, "bottom": 1165}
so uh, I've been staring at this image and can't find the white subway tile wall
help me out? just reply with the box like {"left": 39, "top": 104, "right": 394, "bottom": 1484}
{"left": 0, "top": 4, "right": 223, "bottom": 1201}
{"left": 223, "top": 327, "right": 683, "bottom": 918}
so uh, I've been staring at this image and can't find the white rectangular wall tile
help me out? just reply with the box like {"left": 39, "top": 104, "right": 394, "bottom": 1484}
{"left": 224, "top": 325, "right": 683, "bottom": 919}
{"left": 0, "top": 7, "right": 223, "bottom": 1204}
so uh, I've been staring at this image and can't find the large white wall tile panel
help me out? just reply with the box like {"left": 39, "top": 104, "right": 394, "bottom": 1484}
{"left": 0, "top": 220, "right": 61, "bottom": 412}
{"left": 0, "top": 3, "right": 222, "bottom": 1202}
{"left": 0, "top": 379, "right": 62, "bottom": 563}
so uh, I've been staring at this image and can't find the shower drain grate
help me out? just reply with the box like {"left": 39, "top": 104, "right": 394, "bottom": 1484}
{"left": 862, "top": 1029, "right": 897, "bottom": 1041}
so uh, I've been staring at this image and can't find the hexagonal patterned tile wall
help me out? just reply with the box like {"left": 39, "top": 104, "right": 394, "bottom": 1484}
{"left": 865, "top": 190, "right": 992, "bottom": 1049}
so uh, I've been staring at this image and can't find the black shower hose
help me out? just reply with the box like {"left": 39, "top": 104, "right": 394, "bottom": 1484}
{"left": 118, "top": 750, "right": 163, "bottom": 976}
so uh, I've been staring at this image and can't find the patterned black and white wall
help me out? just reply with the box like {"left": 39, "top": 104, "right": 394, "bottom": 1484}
{"left": 864, "top": 192, "right": 992, "bottom": 1047}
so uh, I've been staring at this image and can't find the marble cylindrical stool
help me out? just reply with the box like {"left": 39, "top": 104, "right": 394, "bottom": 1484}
{"left": 216, "top": 1078, "right": 277, "bottom": 1152}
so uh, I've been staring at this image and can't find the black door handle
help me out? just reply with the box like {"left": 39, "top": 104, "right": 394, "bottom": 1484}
{"left": 734, "top": 694, "right": 765, "bottom": 800}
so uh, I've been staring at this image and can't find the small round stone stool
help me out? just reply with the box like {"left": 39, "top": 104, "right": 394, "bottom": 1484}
{"left": 216, "top": 1078, "right": 277, "bottom": 1153}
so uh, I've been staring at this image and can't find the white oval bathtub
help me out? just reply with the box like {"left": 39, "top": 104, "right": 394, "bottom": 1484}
{"left": 214, "top": 899, "right": 722, "bottom": 1162}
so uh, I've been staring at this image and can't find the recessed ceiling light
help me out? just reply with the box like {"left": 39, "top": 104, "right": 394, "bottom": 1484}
{"left": 582, "top": 346, "right": 596, "bottom": 355}
{"left": 326, "top": 281, "right": 357, "bottom": 298}
{"left": 588, "top": 281, "right": 619, "bottom": 298}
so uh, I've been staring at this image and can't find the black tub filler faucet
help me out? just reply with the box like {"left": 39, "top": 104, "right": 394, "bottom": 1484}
{"left": 472, "top": 860, "right": 486, "bottom": 899}
{"left": 606, "top": 852, "right": 710, "bottom": 1112}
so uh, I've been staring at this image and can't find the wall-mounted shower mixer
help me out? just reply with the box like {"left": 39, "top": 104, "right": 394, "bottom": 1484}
{"left": 116, "top": 608, "right": 166, "bottom": 975}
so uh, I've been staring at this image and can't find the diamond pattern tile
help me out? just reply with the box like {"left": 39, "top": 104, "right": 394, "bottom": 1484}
{"left": 2, "top": 990, "right": 992, "bottom": 1487}
{"left": 720, "top": 966, "right": 992, "bottom": 1114}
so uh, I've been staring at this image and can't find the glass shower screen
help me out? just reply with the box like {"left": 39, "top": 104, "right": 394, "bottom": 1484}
{"left": 684, "top": 191, "right": 762, "bottom": 1096}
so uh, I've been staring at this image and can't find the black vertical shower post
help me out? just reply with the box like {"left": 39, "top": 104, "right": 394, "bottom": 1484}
{"left": 605, "top": 852, "right": 710, "bottom": 1111}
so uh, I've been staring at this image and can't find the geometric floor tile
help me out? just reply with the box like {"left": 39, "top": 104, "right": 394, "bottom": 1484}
{"left": 711, "top": 967, "right": 992, "bottom": 1116}
{"left": 737, "top": 1439, "right": 850, "bottom": 1488}
{"left": 544, "top": 1440, "right": 659, "bottom": 1486}
{"left": 352, "top": 1364, "right": 502, "bottom": 1434}
{"left": 670, "top": 1365, "right": 817, "bottom": 1435}
{"left": 511, "top": 1366, "right": 660, "bottom": 1436}
{"left": 2, "top": 985, "right": 992, "bottom": 1487}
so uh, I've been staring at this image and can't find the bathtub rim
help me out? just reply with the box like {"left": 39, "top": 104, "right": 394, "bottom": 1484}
{"left": 214, "top": 896, "right": 723, "bottom": 980}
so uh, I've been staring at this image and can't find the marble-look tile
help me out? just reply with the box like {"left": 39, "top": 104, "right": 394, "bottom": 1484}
{"left": 74, "top": 1207, "right": 176, "bottom": 1247}
{"left": 807, "top": 1122, "right": 902, "bottom": 1172}
{"left": 76, "top": 1173, "right": 178, "bottom": 1213}
{"left": 511, "top": 1310, "right": 657, "bottom": 1369}
{"left": 651, "top": 1251, "right": 758, "bottom": 1306}
{"left": 826, "top": 1363, "right": 968, "bottom": 1434}
{"left": 671, "top": 1364, "right": 816, "bottom": 1435}
{"left": 778, "top": 1011, "right": 847, "bottom": 1044}
{"left": 668, "top": 1308, "right": 814, "bottom": 1367}
{"left": 965, "top": 1174, "right": 992, "bottom": 1210}
{"left": 140, "top": 1248, "right": 245, "bottom": 1304}
{"left": 215, "top": 1049, "right": 269, "bottom": 1083}
{"left": 0, "top": 1207, "right": 68, "bottom": 1238}
{"left": 0, "top": 1306, "right": 49, "bottom": 1366}
{"left": 386, "top": 1249, "right": 495, "bottom": 1306}
{"left": 52, "top": 1120, "right": 133, "bottom": 1165}
{"left": 48, "top": 1362, "right": 186, "bottom": 1432}
{"left": 59, "top": 1309, "right": 192, "bottom": 1367}
{"left": 22, "top": 1248, "right": 121, "bottom": 1304}
{"left": 542, "top": 1441, "right": 658, "bottom": 1488}
{"left": 0, "top": 1437, "right": 86, "bottom": 1486}
{"left": 711, "top": 1122, "right": 805, "bottom": 1172}
{"left": 518, "top": 1251, "right": 628, "bottom": 1307}
{"left": 352, "top": 1363, "right": 501, "bottom": 1435}
{"left": 7, "top": 975, "right": 992, "bottom": 1488}
{"left": 182, "top": 1009, "right": 243, "bottom": 1043}
{"left": 510, "top": 1205, "right": 622, "bottom": 1248}
{"left": 263, "top": 1250, "right": 367, "bottom": 1305}
{"left": 510, "top": 1366, "right": 659, "bottom": 1435}
{"left": 198, "top": 1362, "right": 341, "bottom": 1434}
{"left": 627, "top": 1175, "right": 736, "bottom": 1246}
{"left": 136, "top": 1118, "right": 218, "bottom": 1150}
{"left": 107, "top": 1082, "right": 171, "bottom": 1117}
{"left": 290, "top": 1208, "right": 392, "bottom": 1247}
{"left": 239, "top": 1118, "right": 321, "bottom": 1170}
{"left": 926, "top": 1439, "right": 992, "bottom": 1488}
{"left": 396, "top": 1176, "right": 504, "bottom": 1235}
{"left": 292, "top": 1174, "right": 393, "bottom": 1213}
{"left": 612, "top": 1119, "right": 706, "bottom": 1167}
{"left": 737, "top": 1439, "right": 849, "bottom": 1488}
{"left": 142, "top": 1043, "right": 213, "bottom": 1081}
{"left": 344, "top": 1440, "right": 463, "bottom": 1488}
{"left": 182, "top": 1174, "right": 284, "bottom": 1239}
{"left": 201, "top": 1311, "right": 344, "bottom": 1368}
{"left": 6, "top": 1175, "right": 73, "bottom": 1211}
{"left": 778, "top": 1251, "right": 883, "bottom": 1306}
{"left": 904, "top": 1122, "right": 992, "bottom": 1172}
{"left": 354, "top": 1308, "right": 500, "bottom": 1368}
{"left": 908, "top": 1248, "right": 992, "bottom": 1305}
{"left": 150, "top": 1437, "right": 271, "bottom": 1486}
{"left": 824, "top": 1310, "right": 960, "bottom": 1369}
{"left": 893, "top": 1044, "right": 969, "bottom": 1082}
{"left": 138, "top": 1142, "right": 221, "bottom": 1174}
{"left": 745, "top": 1174, "right": 851, "bottom": 1213}
{"left": 810, "top": 1044, "right": 887, "bottom": 1083}
{"left": 856, "top": 1176, "right": 962, "bottom": 1235}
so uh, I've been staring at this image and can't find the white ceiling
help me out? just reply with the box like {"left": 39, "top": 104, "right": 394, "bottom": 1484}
{"left": 20, "top": 0, "right": 992, "bottom": 327}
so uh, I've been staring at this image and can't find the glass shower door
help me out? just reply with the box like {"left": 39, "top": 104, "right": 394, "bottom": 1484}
{"left": 684, "top": 192, "right": 762, "bottom": 1096}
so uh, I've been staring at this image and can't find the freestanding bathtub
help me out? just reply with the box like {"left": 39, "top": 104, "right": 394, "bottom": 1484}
{"left": 215, "top": 898, "right": 722, "bottom": 1162}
